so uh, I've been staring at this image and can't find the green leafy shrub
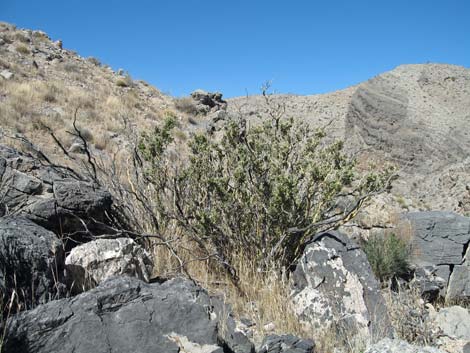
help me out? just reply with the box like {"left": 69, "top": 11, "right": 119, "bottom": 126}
{"left": 139, "top": 98, "right": 393, "bottom": 279}
{"left": 364, "top": 233, "right": 411, "bottom": 282}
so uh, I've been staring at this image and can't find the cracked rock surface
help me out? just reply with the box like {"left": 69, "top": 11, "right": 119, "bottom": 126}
{"left": 4, "top": 276, "right": 254, "bottom": 353}
{"left": 290, "top": 231, "right": 392, "bottom": 340}
{"left": 0, "top": 216, "right": 65, "bottom": 307}
{"left": 257, "top": 334, "right": 315, "bottom": 353}
{"left": 403, "top": 211, "right": 470, "bottom": 301}
{"left": 0, "top": 145, "right": 113, "bottom": 248}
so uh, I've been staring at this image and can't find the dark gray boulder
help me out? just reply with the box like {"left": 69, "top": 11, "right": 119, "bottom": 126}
{"left": 257, "top": 334, "right": 315, "bottom": 353}
{"left": 4, "top": 276, "right": 254, "bottom": 353}
{"left": 291, "top": 231, "right": 393, "bottom": 341}
{"left": 0, "top": 145, "right": 114, "bottom": 247}
{"left": 0, "top": 216, "right": 65, "bottom": 309}
{"left": 403, "top": 211, "right": 470, "bottom": 301}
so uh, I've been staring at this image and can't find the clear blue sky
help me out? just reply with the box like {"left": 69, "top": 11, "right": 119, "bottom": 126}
{"left": 2, "top": 1, "right": 469, "bottom": 97}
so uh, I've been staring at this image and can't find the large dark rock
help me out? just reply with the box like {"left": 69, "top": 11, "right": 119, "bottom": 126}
{"left": 0, "top": 216, "right": 65, "bottom": 309}
{"left": 291, "top": 231, "right": 393, "bottom": 341}
{"left": 258, "top": 334, "right": 315, "bottom": 353}
{"left": 4, "top": 276, "right": 254, "bottom": 353}
{"left": 0, "top": 145, "right": 113, "bottom": 247}
{"left": 403, "top": 211, "right": 470, "bottom": 301}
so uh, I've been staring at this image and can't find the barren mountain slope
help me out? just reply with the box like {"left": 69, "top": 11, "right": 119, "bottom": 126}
{"left": 229, "top": 64, "right": 470, "bottom": 212}
{"left": 1, "top": 20, "right": 469, "bottom": 213}
{"left": 0, "top": 22, "right": 180, "bottom": 161}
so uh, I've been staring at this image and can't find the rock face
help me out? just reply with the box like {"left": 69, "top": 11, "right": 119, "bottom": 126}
{"left": 65, "top": 237, "right": 153, "bottom": 293}
{"left": 290, "top": 231, "right": 392, "bottom": 340}
{"left": 228, "top": 64, "right": 470, "bottom": 213}
{"left": 257, "top": 335, "right": 315, "bottom": 353}
{"left": 432, "top": 306, "right": 470, "bottom": 341}
{"left": 0, "top": 216, "right": 65, "bottom": 308}
{"left": 4, "top": 276, "right": 254, "bottom": 353}
{"left": 191, "top": 89, "right": 227, "bottom": 115}
{"left": 364, "top": 338, "right": 447, "bottom": 353}
{"left": 0, "top": 145, "right": 114, "bottom": 248}
{"left": 403, "top": 211, "right": 470, "bottom": 301}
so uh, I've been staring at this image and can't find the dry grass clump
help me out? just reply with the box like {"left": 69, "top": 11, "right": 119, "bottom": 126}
{"left": 383, "top": 282, "right": 437, "bottom": 346}
{"left": 14, "top": 32, "right": 30, "bottom": 43}
{"left": 87, "top": 57, "right": 101, "bottom": 67}
{"left": 15, "top": 44, "right": 30, "bottom": 55}
{"left": 174, "top": 96, "right": 198, "bottom": 115}
{"left": 116, "top": 75, "right": 133, "bottom": 88}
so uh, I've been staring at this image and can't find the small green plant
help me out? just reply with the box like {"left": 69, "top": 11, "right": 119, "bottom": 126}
{"left": 364, "top": 233, "right": 411, "bottom": 282}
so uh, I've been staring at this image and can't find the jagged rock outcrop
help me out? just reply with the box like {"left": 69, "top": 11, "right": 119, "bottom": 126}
{"left": 4, "top": 276, "right": 254, "bottom": 353}
{"left": 364, "top": 338, "right": 447, "bottom": 353}
{"left": 191, "top": 89, "right": 227, "bottom": 115}
{"left": 0, "top": 216, "right": 65, "bottom": 308}
{"left": 402, "top": 211, "right": 470, "bottom": 301}
{"left": 65, "top": 238, "right": 154, "bottom": 293}
{"left": 290, "top": 231, "right": 393, "bottom": 340}
{"left": 257, "top": 335, "right": 315, "bottom": 353}
{"left": 0, "top": 145, "right": 114, "bottom": 248}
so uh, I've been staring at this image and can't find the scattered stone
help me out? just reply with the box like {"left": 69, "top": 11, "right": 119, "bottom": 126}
{"left": 258, "top": 334, "right": 315, "bottom": 353}
{"left": 65, "top": 237, "right": 153, "bottom": 293}
{"left": 0, "top": 69, "right": 13, "bottom": 79}
{"left": 0, "top": 216, "right": 65, "bottom": 308}
{"left": 291, "top": 231, "right": 393, "bottom": 340}
{"left": 364, "top": 338, "right": 446, "bottom": 353}
{"left": 4, "top": 276, "right": 251, "bottom": 353}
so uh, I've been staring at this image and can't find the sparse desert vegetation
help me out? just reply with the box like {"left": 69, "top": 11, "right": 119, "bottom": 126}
{"left": 0, "top": 20, "right": 469, "bottom": 353}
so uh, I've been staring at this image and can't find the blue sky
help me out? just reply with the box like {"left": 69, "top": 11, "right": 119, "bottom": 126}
{"left": 2, "top": 1, "right": 469, "bottom": 97}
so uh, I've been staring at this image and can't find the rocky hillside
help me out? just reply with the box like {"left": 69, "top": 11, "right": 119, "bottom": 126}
{"left": 229, "top": 64, "right": 470, "bottom": 213}
{"left": 1, "top": 22, "right": 469, "bottom": 353}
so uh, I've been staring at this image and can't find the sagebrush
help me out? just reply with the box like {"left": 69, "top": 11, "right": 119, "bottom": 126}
{"left": 139, "top": 94, "right": 393, "bottom": 280}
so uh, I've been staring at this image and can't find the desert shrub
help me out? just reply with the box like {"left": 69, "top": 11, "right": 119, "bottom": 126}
{"left": 42, "top": 83, "right": 61, "bottom": 103}
{"left": 63, "top": 62, "right": 80, "bottom": 73}
{"left": 139, "top": 96, "right": 393, "bottom": 279}
{"left": 14, "top": 32, "right": 29, "bottom": 43}
{"left": 15, "top": 44, "right": 30, "bottom": 55}
{"left": 174, "top": 97, "right": 198, "bottom": 115}
{"left": 87, "top": 56, "right": 101, "bottom": 66}
{"left": 364, "top": 233, "right": 411, "bottom": 282}
{"left": 116, "top": 74, "right": 133, "bottom": 88}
